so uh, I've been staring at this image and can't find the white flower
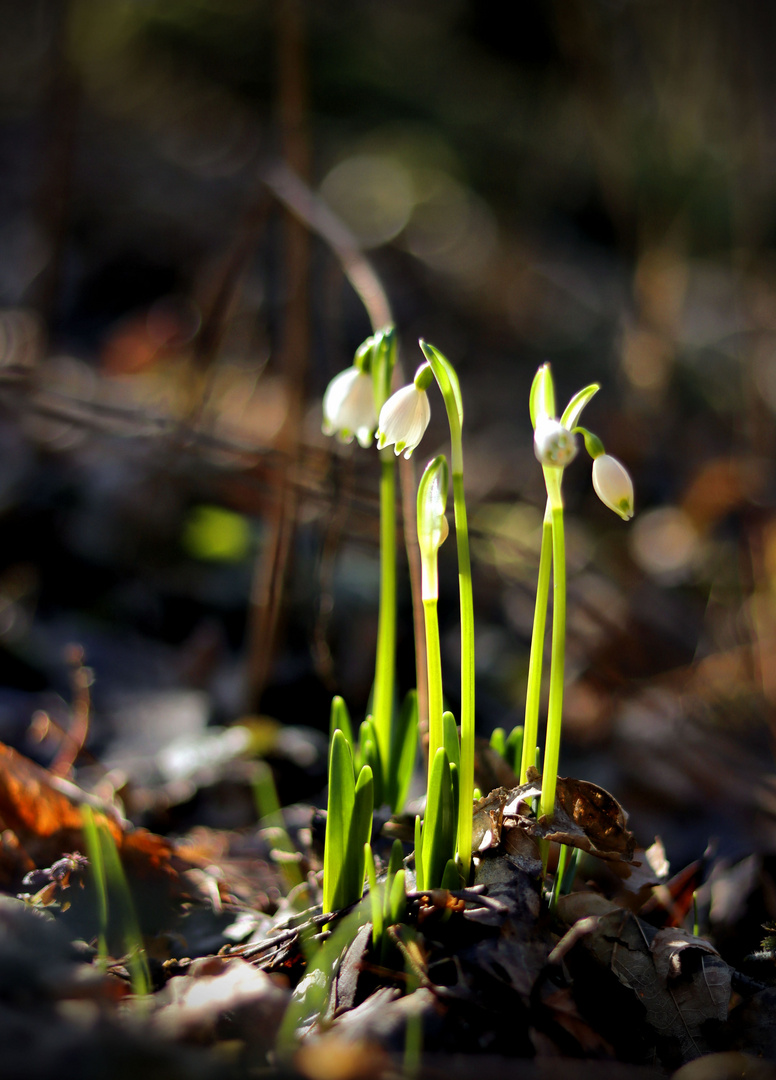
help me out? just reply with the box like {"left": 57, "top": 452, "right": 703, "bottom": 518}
{"left": 376, "top": 383, "right": 431, "bottom": 459}
{"left": 533, "top": 418, "right": 578, "bottom": 468}
{"left": 322, "top": 366, "right": 376, "bottom": 448}
{"left": 592, "top": 454, "right": 634, "bottom": 520}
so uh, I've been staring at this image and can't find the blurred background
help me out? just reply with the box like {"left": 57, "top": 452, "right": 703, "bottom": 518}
{"left": 0, "top": 0, "right": 774, "bottom": 909}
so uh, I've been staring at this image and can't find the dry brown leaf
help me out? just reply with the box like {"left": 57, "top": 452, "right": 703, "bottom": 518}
{"left": 0, "top": 742, "right": 122, "bottom": 883}
{"left": 556, "top": 894, "right": 732, "bottom": 1068}
{"left": 0, "top": 741, "right": 210, "bottom": 920}
{"left": 480, "top": 770, "right": 636, "bottom": 862}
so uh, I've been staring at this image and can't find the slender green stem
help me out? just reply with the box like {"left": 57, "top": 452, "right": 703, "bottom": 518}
{"left": 520, "top": 500, "right": 552, "bottom": 783}
{"left": 549, "top": 842, "right": 570, "bottom": 915}
{"left": 418, "top": 341, "right": 475, "bottom": 878}
{"left": 423, "top": 597, "right": 444, "bottom": 785}
{"left": 451, "top": 469, "right": 475, "bottom": 877}
{"left": 540, "top": 497, "right": 566, "bottom": 820}
{"left": 373, "top": 454, "right": 397, "bottom": 769}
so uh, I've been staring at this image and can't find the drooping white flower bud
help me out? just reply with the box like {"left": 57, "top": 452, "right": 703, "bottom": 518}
{"left": 376, "top": 366, "right": 431, "bottom": 458}
{"left": 322, "top": 366, "right": 377, "bottom": 448}
{"left": 533, "top": 418, "right": 578, "bottom": 468}
{"left": 417, "top": 455, "right": 449, "bottom": 601}
{"left": 592, "top": 454, "right": 634, "bottom": 520}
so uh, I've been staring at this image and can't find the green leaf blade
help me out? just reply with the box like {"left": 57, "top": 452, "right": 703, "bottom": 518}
{"left": 323, "top": 730, "right": 356, "bottom": 914}
{"left": 329, "top": 696, "right": 355, "bottom": 752}
{"left": 561, "top": 383, "right": 599, "bottom": 430}
{"left": 421, "top": 747, "right": 456, "bottom": 890}
{"left": 388, "top": 689, "right": 419, "bottom": 813}
{"left": 344, "top": 765, "right": 374, "bottom": 905}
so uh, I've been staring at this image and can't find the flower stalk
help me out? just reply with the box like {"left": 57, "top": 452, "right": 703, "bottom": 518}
{"left": 373, "top": 453, "right": 397, "bottom": 766}
{"left": 419, "top": 341, "right": 475, "bottom": 878}
{"left": 417, "top": 455, "right": 450, "bottom": 782}
{"left": 520, "top": 501, "right": 552, "bottom": 783}
{"left": 528, "top": 366, "right": 601, "bottom": 821}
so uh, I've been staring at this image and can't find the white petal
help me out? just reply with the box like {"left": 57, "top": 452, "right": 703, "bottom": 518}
{"left": 592, "top": 455, "right": 634, "bottom": 520}
{"left": 376, "top": 384, "right": 430, "bottom": 457}
{"left": 336, "top": 372, "right": 375, "bottom": 432}
{"left": 322, "top": 367, "right": 376, "bottom": 445}
{"left": 323, "top": 367, "right": 359, "bottom": 428}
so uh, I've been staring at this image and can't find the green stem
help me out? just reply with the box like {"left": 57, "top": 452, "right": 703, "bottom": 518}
{"left": 418, "top": 341, "right": 475, "bottom": 878}
{"left": 373, "top": 454, "right": 397, "bottom": 770}
{"left": 520, "top": 500, "right": 552, "bottom": 783}
{"left": 540, "top": 486, "right": 566, "bottom": 821}
{"left": 423, "top": 597, "right": 444, "bottom": 786}
{"left": 452, "top": 469, "right": 475, "bottom": 878}
{"left": 549, "top": 842, "right": 570, "bottom": 915}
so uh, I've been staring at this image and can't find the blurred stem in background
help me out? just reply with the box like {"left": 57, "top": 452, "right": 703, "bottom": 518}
{"left": 245, "top": 0, "right": 311, "bottom": 712}
{"left": 244, "top": 2, "right": 428, "bottom": 722}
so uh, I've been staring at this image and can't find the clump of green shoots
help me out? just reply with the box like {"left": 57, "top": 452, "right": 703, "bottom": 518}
{"left": 320, "top": 327, "right": 417, "bottom": 912}
{"left": 320, "top": 330, "right": 478, "bottom": 906}
{"left": 319, "top": 331, "right": 634, "bottom": 925}
{"left": 521, "top": 363, "right": 633, "bottom": 823}
{"left": 322, "top": 727, "right": 374, "bottom": 916}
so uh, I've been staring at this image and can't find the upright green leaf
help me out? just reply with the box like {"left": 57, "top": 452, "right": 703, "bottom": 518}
{"left": 505, "top": 724, "right": 524, "bottom": 775}
{"left": 97, "top": 826, "right": 151, "bottom": 996}
{"left": 414, "top": 814, "right": 424, "bottom": 892}
{"left": 387, "top": 838, "right": 404, "bottom": 881}
{"left": 358, "top": 718, "right": 384, "bottom": 807}
{"left": 323, "top": 730, "right": 356, "bottom": 915}
{"left": 440, "top": 858, "right": 461, "bottom": 892}
{"left": 489, "top": 727, "right": 506, "bottom": 759}
{"left": 343, "top": 765, "right": 374, "bottom": 907}
{"left": 421, "top": 747, "right": 456, "bottom": 890}
{"left": 387, "top": 689, "right": 419, "bottom": 813}
{"left": 364, "top": 843, "right": 383, "bottom": 947}
{"left": 388, "top": 868, "right": 407, "bottom": 927}
{"left": 329, "top": 696, "right": 355, "bottom": 753}
{"left": 442, "top": 710, "right": 460, "bottom": 773}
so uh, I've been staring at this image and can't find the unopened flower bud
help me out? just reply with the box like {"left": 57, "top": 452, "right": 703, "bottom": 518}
{"left": 592, "top": 454, "right": 634, "bottom": 520}
{"left": 417, "top": 455, "right": 449, "bottom": 601}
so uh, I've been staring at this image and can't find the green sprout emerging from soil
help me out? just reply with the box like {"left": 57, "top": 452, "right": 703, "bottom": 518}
{"left": 320, "top": 333, "right": 634, "bottom": 916}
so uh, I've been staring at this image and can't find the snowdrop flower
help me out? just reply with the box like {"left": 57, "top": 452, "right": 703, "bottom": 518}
{"left": 533, "top": 417, "right": 578, "bottom": 468}
{"left": 592, "top": 454, "right": 634, "bottom": 520}
{"left": 376, "top": 364, "right": 432, "bottom": 459}
{"left": 322, "top": 366, "right": 376, "bottom": 448}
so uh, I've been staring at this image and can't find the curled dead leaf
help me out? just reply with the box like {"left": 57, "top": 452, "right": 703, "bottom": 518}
{"left": 471, "top": 770, "right": 635, "bottom": 862}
